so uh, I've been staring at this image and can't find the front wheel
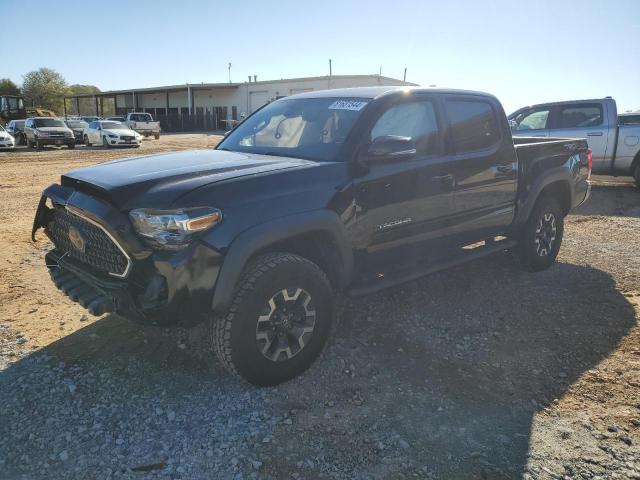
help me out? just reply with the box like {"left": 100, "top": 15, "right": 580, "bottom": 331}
{"left": 67, "top": 142, "right": 75, "bottom": 149}
{"left": 84, "top": 135, "right": 91, "bottom": 147}
{"left": 211, "top": 253, "right": 333, "bottom": 386}
{"left": 634, "top": 163, "right": 640, "bottom": 189}
{"left": 102, "top": 136, "right": 110, "bottom": 148}
{"left": 515, "top": 197, "right": 564, "bottom": 272}
{"left": 154, "top": 133, "right": 160, "bottom": 140}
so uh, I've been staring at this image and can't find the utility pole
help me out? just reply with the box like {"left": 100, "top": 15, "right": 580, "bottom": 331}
{"left": 228, "top": 62, "right": 232, "bottom": 83}
{"left": 328, "top": 59, "right": 332, "bottom": 89}
{"left": 379, "top": 65, "right": 382, "bottom": 76}
{"left": 403, "top": 67, "right": 407, "bottom": 82}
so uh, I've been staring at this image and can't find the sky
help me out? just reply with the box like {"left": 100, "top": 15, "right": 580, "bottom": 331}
{"left": 2, "top": 0, "right": 639, "bottom": 114}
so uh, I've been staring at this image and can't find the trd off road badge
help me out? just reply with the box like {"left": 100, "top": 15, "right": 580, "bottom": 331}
{"left": 68, "top": 227, "right": 86, "bottom": 253}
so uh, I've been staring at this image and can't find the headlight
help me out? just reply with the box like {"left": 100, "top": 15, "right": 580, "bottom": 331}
{"left": 129, "top": 207, "right": 222, "bottom": 250}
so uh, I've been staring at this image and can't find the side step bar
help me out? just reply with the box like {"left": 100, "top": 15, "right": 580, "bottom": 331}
{"left": 349, "top": 239, "right": 516, "bottom": 297}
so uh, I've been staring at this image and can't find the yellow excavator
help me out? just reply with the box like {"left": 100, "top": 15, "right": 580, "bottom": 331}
{"left": 0, "top": 95, "right": 56, "bottom": 126}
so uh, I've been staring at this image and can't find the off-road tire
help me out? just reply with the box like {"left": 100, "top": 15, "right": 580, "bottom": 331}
{"left": 84, "top": 135, "right": 91, "bottom": 147}
{"left": 211, "top": 253, "right": 333, "bottom": 386}
{"left": 515, "top": 196, "right": 564, "bottom": 272}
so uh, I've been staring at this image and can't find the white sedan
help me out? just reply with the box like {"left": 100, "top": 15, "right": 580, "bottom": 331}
{"left": 0, "top": 125, "right": 15, "bottom": 150}
{"left": 83, "top": 120, "right": 143, "bottom": 148}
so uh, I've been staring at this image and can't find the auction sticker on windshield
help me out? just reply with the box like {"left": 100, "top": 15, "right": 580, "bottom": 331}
{"left": 328, "top": 100, "right": 368, "bottom": 111}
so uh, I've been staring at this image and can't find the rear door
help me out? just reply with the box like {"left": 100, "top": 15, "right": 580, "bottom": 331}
{"left": 509, "top": 105, "right": 552, "bottom": 137}
{"left": 548, "top": 102, "right": 609, "bottom": 171}
{"left": 444, "top": 96, "right": 518, "bottom": 242}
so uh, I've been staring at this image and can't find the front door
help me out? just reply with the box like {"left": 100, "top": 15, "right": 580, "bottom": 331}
{"left": 350, "top": 95, "right": 454, "bottom": 275}
{"left": 443, "top": 96, "right": 518, "bottom": 242}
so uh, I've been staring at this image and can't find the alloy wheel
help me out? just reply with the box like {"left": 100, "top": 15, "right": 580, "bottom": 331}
{"left": 255, "top": 287, "right": 316, "bottom": 362}
{"left": 534, "top": 212, "right": 557, "bottom": 257}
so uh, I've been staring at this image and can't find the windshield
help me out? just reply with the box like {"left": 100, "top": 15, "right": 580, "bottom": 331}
{"left": 130, "top": 113, "right": 152, "bottom": 122}
{"left": 66, "top": 121, "right": 88, "bottom": 129}
{"left": 101, "top": 121, "right": 127, "bottom": 130}
{"left": 34, "top": 118, "right": 66, "bottom": 128}
{"left": 218, "top": 97, "right": 369, "bottom": 161}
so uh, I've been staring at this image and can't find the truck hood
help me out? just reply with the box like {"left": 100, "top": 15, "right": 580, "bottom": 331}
{"left": 61, "top": 149, "right": 316, "bottom": 210}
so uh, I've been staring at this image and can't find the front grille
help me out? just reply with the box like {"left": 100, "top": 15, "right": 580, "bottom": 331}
{"left": 48, "top": 133, "right": 66, "bottom": 138}
{"left": 47, "top": 206, "right": 129, "bottom": 277}
{"left": 120, "top": 136, "right": 134, "bottom": 141}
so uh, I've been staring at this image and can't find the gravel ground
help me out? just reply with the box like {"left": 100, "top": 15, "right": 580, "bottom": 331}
{"left": 0, "top": 139, "right": 638, "bottom": 479}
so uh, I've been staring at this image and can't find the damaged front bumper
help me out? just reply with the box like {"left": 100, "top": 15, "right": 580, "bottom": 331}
{"left": 34, "top": 184, "right": 223, "bottom": 327}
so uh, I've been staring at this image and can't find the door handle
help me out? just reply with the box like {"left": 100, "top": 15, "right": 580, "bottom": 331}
{"left": 431, "top": 174, "right": 453, "bottom": 183}
{"left": 587, "top": 132, "right": 603, "bottom": 136}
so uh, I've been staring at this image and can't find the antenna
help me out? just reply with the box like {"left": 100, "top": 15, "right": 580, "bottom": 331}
{"left": 228, "top": 62, "right": 232, "bottom": 83}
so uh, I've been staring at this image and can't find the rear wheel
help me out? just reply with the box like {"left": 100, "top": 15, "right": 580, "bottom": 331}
{"left": 515, "top": 197, "right": 564, "bottom": 272}
{"left": 211, "top": 253, "right": 333, "bottom": 386}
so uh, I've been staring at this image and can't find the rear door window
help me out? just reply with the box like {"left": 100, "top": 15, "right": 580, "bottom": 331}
{"left": 557, "top": 104, "right": 603, "bottom": 128}
{"left": 445, "top": 99, "right": 500, "bottom": 153}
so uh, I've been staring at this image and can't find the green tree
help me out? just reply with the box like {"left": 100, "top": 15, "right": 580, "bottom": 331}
{"left": 22, "top": 68, "right": 68, "bottom": 114}
{"left": 67, "top": 84, "right": 103, "bottom": 115}
{"left": 0, "top": 78, "right": 21, "bottom": 96}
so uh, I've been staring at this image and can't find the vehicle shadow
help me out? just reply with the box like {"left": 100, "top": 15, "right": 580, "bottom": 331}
{"left": 0, "top": 256, "right": 635, "bottom": 479}
{"left": 573, "top": 180, "right": 639, "bottom": 218}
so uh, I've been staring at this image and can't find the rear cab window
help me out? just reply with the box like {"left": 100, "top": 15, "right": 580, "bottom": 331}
{"left": 445, "top": 98, "right": 500, "bottom": 153}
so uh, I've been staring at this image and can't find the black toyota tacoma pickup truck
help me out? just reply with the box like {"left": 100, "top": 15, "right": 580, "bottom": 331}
{"left": 33, "top": 87, "right": 591, "bottom": 386}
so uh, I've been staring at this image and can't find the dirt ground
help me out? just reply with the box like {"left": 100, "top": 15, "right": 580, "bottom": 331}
{"left": 0, "top": 136, "right": 638, "bottom": 479}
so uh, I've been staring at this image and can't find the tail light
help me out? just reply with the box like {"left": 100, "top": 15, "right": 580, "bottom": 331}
{"left": 587, "top": 148, "right": 593, "bottom": 179}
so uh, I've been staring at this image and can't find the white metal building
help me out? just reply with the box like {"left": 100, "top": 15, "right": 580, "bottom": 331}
{"left": 65, "top": 74, "right": 417, "bottom": 131}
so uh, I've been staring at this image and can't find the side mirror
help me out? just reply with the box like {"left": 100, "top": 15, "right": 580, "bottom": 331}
{"left": 364, "top": 135, "right": 416, "bottom": 164}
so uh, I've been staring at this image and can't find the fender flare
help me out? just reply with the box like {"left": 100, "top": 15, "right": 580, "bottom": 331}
{"left": 211, "top": 210, "right": 354, "bottom": 313}
{"left": 512, "top": 167, "right": 573, "bottom": 228}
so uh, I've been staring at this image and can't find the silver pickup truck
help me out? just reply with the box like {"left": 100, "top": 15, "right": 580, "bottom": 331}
{"left": 509, "top": 98, "right": 640, "bottom": 187}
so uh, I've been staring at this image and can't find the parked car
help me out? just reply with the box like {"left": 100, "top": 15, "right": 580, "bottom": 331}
{"left": 81, "top": 116, "right": 101, "bottom": 123}
{"left": 125, "top": 112, "right": 161, "bottom": 139}
{"left": 64, "top": 119, "right": 89, "bottom": 144}
{"left": 24, "top": 117, "right": 75, "bottom": 149}
{"left": 33, "top": 87, "right": 591, "bottom": 386}
{"left": 0, "top": 124, "right": 15, "bottom": 150}
{"left": 106, "top": 116, "right": 125, "bottom": 122}
{"left": 509, "top": 98, "right": 640, "bottom": 187}
{"left": 83, "top": 120, "right": 142, "bottom": 148}
{"left": 619, "top": 112, "right": 640, "bottom": 125}
{"left": 5, "top": 119, "right": 26, "bottom": 145}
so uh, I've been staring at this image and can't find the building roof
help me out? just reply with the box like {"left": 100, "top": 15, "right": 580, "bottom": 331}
{"left": 65, "top": 75, "right": 416, "bottom": 98}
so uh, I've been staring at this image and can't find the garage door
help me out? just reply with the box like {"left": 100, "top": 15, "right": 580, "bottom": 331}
{"left": 249, "top": 91, "right": 270, "bottom": 113}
